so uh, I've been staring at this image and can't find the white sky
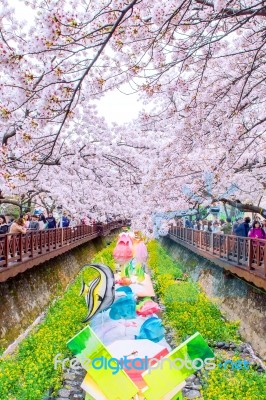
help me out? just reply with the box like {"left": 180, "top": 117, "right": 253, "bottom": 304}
{"left": 96, "top": 89, "right": 142, "bottom": 124}
{"left": 10, "top": 0, "right": 143, "bottom": 125}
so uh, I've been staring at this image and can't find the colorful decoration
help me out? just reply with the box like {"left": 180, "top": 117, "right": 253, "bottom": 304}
{"left": 83, "top": 375, "right": 107, "bottom": 400}
{"left": 141, "top": 332, "right": 214, "bottom": 400}
{"left": 129, "top": 274, "right": 156, "bottom": 298}
{"left": 116, "top": 286, "right": 133, "bottom": 295}
{"left": 80, "top": 263, "right": 115, "bottom": 322}
{"left": 115, "top": 276, "right": 132, "bottom": 286}
{"left": 113, "top": 233, "right": 133, "bottom": 264}
{"left": 109, "top": 295, "right": 136, "bottom": 320}
{"left": 122, "top": 259, "right": 145, "bottom": 282}
{"left": 135, "top": 262, "right": 145, "bottom": 282}
{"left": 90, "top": 315, "right": 140, "bottom": 345}
{"left": 134, "top": 241, "right": 148, "bottom": 263}
{"left": 123, "top": 259, "right": 135, "bottom": 278}
{"left": 67, "top": 325, "right": 139, "bottom": 400}
{"left": 136, "top": 297, "right": 151, "bottom": 309}
{"left": 67, "top": 232, "right": 214, "bottom": 400}
{"left": 135, "top": 317, "right": 165, "bottom": 343}
{"left": 136, "top": 298, "right": 161, "bottom": 316}
{"left": 107, "top": 339, "right": 169, "bottom": 389}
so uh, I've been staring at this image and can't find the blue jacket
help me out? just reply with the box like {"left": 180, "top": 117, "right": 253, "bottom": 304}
{"left": 59, "top": 216, "right": 70, "bottom": 228}
{"left": 185, "top": 219, "right": 193, "bottom": 228}
{"left": 46, "top": 217, "right": 56, "bottom": 229}
{"left": 235, "top": 222, "right": 250, "bottom": 237}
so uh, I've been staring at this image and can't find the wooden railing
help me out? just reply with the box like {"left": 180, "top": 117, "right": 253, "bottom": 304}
{"left": 0, "top": 220, "right": 126, "bottom": 270}
{"left": 168, "top": 227, "right": 266, "bottom": 279}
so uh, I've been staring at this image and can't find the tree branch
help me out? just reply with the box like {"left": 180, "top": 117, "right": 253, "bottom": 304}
{"left": 216, "top": 198, "right": 266, "bottom": 218}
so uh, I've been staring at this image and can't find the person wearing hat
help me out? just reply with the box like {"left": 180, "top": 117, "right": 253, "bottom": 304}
{"left": 58, "top": 211, "right": 70, "bottom": 228}
{"left": 28, "top": 214, "right": 40, "bottom": 230}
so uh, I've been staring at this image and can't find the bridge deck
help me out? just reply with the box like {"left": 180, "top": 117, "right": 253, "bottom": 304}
{"left": 0, "top": 221, "right": 125, "bottom": 283}
{"left": 168, "top": 227, "right": 266, "bottom": 291}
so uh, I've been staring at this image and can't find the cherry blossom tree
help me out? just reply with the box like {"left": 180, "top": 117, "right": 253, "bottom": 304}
{"left": 0, "top": 0, "right": 265, "bottom": 231}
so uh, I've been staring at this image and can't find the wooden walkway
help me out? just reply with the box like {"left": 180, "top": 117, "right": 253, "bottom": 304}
{"left": 0, "top": 221, "right": 126, "bottom": 283}
{"left": 168, "top": 227, "right": 266, "bottom": 291}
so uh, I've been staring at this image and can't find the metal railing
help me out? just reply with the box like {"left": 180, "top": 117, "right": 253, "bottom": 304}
{"left": 0, "top": 220, "right": 126, "bottom": 269}
{"left": 168, "top": 227, "right": 266, "bottom": 278}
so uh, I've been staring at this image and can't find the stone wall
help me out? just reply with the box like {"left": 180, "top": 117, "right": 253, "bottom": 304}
{"left": 161, "top": 237, "right": 266, "bottom": 360}
{"left": 0, "top": 232, "right": 118, "bottom": 350}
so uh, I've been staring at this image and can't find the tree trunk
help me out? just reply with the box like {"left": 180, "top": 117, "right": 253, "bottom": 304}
{"left": 0, "top": 199, "right": 22, "bottom": 213}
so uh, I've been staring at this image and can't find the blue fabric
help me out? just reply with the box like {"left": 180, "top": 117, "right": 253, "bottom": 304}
{"left": 136, "top": 317, "right": 165, "bottom": 343}
{"left": 46, "top": 217, "right": 56, "bottom": 229}
{"left": 61, "top": 216, "right": 70, "bottom": 227}
{"left": 185, "top": 219, "right": 193, "bottom": 228}
{"left": 116, "top": 286, "right": 133, "bottom": 295}
{"left": 109, "top": 295, "right": 136, "bottom": 320}
{"left": 235, "top": 222, "right": 250, "bottom": 237}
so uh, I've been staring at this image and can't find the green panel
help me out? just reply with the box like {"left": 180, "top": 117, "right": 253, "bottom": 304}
{"left": 142, "top": 332, "right": 214, "bottom": 400}
{"left": 67, "top": 324, "right": 100, "bottom": 356}
{"left": 85, "top": 390, "right": 184, "bottom": 400}
{"left": 67, "top": 325, "right": 138, "bottom": 400}
{"left": 171, "top": 392, "right": 183, "bottom": 400}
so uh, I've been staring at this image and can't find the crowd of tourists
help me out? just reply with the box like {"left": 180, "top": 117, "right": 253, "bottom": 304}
{"left": 177, "top": 217, "right": 266, "bottom": 239}
{"left": 0, "top": 211, "right": 103, "bottom": 235}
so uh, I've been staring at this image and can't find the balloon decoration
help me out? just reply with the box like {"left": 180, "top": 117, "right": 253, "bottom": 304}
{"left": 80, "top": 263, "right": 115, "bottom": 322}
